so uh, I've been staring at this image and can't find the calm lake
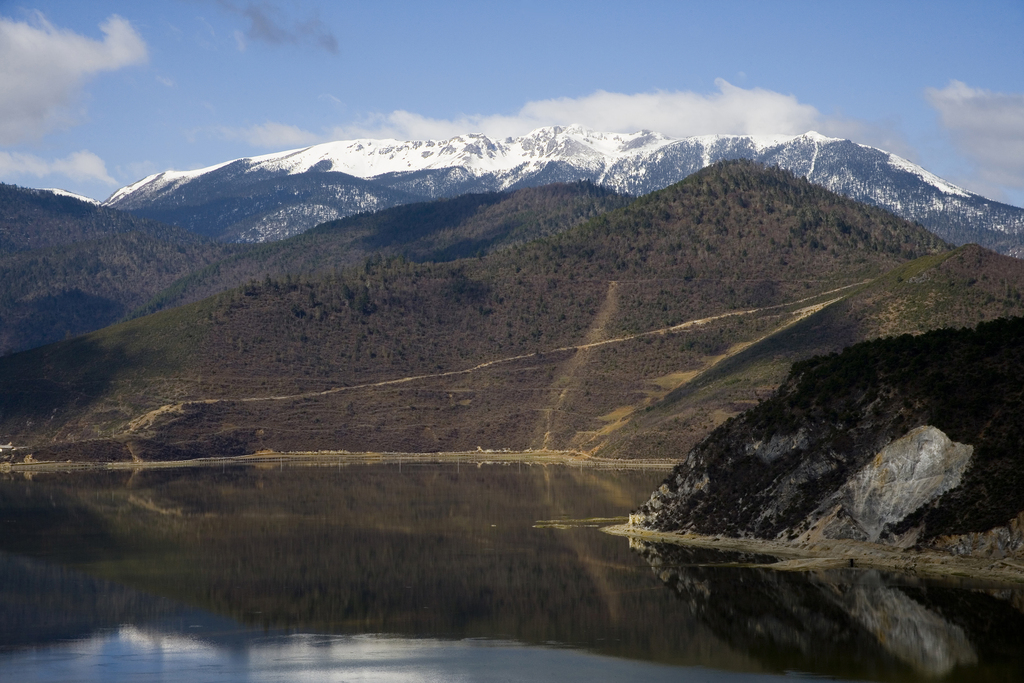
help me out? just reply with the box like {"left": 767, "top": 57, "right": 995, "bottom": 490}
{"left": 1, "top": 462, "right": 1022, "bottom": 682}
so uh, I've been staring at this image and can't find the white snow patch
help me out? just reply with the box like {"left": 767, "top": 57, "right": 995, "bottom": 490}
{"left": 105, "top": 125, "right": 688, "bottom": 204}
{"left": 41, "top": 188, "right": 100, "bottom": 204}
{"left": 886, "top": 153, "right": 971, "bottom": 198}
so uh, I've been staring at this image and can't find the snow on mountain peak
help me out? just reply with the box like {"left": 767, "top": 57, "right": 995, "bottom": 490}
{"left": 885, "top": 152, "right": 970, "bottom": 198}
{"left": 106, "top": 125, "right": 689, "bottom": 204}
{"left": 99, "top": 124, "right": 1024, "bottom": 252}
{"left": 104, "top": 126, "right": 982, "bottom": 217}
{"left": 798, "top": 131, "right": 836, "bottom": 143}
{"left": 42, "top": 188, "right": 100, "bottom": 205}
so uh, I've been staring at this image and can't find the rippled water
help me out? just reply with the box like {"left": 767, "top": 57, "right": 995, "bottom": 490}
{"left": 1, "top": 463, "right": 1022, "bottom": 682}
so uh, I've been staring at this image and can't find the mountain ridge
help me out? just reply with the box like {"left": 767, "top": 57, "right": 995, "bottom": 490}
{"left": 0, "top": 183, "right": 240, "bottom": 355}
{"left": 1, "top": 162, "right": 987, "bottom": 460}
{"left": 104, "top": 126, "right": 1024, "bottom": 253}
{"left": 127, "top": 181, "right": 628, "bottom": 318}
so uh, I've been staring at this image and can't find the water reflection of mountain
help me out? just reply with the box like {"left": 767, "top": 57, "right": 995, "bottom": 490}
{"left": 0, "top": 466, "right": 755, "bottom": 670}
{"left": 2, "top": 466, "right": 1024, "bottom": 680}
{"left": 632, "top": 540, "right": 1024, "bottom": 679}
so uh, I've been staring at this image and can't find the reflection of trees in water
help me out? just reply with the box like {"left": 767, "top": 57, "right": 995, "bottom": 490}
{"left": 0, "top": 467, "right": 747, "bottom": 668}
{"left": 633, "top": 540, "right": 1024, "bottom": 680}
{"left": 6, "top": 467, "right": 1024, "bottom": 680}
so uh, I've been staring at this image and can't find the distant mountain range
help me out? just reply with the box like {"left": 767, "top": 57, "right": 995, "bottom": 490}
{"left": 105, "top": 126, "right": 1024, "bottom": 254}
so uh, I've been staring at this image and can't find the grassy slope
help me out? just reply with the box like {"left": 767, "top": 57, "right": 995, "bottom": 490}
{"left": 0, "top": 161, "right": 978, "bottom": 458}
{"left": 603, "top": 244, "right": 1024, "bottom": 459}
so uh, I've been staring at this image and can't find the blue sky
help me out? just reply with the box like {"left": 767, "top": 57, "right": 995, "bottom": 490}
{"left": 2, "top": 0, "right": 1023, "bottom": 207}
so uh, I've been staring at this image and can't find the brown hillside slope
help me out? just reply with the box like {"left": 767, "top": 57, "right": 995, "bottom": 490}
{"left": 601, "top": 244, "right": 1024, "bottom": 459}
{"left": 1, "top": 161, "right": 991, "bottom": 461}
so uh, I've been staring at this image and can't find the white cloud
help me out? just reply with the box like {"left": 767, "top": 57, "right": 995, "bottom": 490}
{"left": 219, "top": 80, "right": 906, "bottom": 157}
{"left": 322, "top": 80, "right": 831, "bottom": 142}
{"left": 521, "top": 81, "right": 825, "bottom": 138}
{"left": 0, "top": 12, "right": 148, "bottom": 145}
{"left": 0, "top": 150, "right": 118, "bottom": 186}
{"left": 318, "top": 93, "right": 343, "bottom": 107}
{"left": 926, "top": 80, "right": 1024, "bottom": 199}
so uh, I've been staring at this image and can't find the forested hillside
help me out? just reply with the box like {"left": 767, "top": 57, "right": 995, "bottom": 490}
{"left": 6, "top": 162, "right": 1019, "bottom": 463}
{"left": 0, "top": 184, "right": 206, "bottom": 252}
{"left": 0, "top": 184, "right": 240, "bottom": 355}
{"left": 133, "top": 182, "right": 628, "bottom": 317}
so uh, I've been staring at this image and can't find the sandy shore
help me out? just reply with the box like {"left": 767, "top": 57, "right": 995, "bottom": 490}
{"left": 1, "top": 450, "right": 677, "bottom": 474}
{"left": 603, "top": 524, "right": 1024, "bottom": 585}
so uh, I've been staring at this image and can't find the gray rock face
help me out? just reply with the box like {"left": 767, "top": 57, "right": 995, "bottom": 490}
{"left": 633, "top": 318, "right": 1024, "bottom": 557}
{"left": 744, "top": 429, "right": 810, "bottom": 465}
{"left": 933, "top": 512, "right": 1024, "bottom": 559}
{"left": 799, "top": 426, "right": 973, "bottom": 544}
{"left": 632, "top": 424, "right": 980, "bottom": 550}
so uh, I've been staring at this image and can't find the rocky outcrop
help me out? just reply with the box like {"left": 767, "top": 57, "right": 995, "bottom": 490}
{"left": 794, "top": 426, "right": 972, "bottom": 545}
{"left": 632, "top": 424, "right": 977, "bottom": 551}
{"left": 932, "top": 512, "right": 1024, "bottom": 559}
{"left": 631, "top": 317, "right": 1024, "bottom": 559}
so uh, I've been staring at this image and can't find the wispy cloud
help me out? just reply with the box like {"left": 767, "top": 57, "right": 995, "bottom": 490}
{"left": 216, "top": 121, "right": 323, "bottom": 148}
{"left": 926, "top": 80, "right": 1024, "bottom": 201}
{"left": 217, "top": 1, "right": 338, "bottom": 53}
{"left": 0, "top": 150, "right": 118, "bottom": 186}
{"left": 0, "top": 12, "right": 148, "bottom": 145}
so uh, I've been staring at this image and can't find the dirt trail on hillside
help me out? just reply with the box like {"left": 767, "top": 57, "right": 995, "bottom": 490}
{"left": 539, "top": 281, "right": 620, "bottom": 449}
{"left": 579, "top": 293, "right": 846, "bottom": 452}
{"left": 128, "top": 281, "right": 868, "bottom": 433}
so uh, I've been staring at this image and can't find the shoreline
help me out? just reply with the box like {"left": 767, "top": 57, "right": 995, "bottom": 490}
{"left": 1, "top": 450, "right": 678, "bottom": 474}
{"left": 603, "top": 524, "right": 1024, "bottom": 586}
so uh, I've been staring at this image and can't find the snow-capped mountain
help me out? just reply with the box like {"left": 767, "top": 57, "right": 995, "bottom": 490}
{"left": 105, "top": 126, "right": 1024, "bottom": 254}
